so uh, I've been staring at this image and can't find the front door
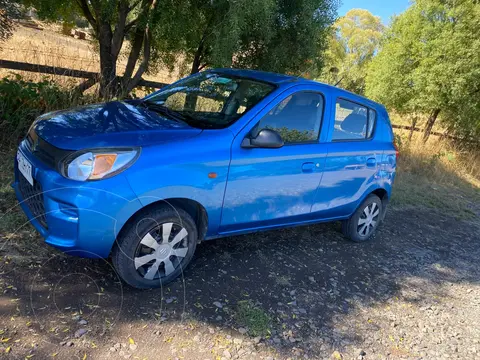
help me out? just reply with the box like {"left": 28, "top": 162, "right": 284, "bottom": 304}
{"left": 219, "top": 88, "right": 329, "bottom": 234}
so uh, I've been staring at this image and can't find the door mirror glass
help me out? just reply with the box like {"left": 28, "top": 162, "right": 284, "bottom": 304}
{"left": 241, "top": 129, "right": 284, "bottom": 149}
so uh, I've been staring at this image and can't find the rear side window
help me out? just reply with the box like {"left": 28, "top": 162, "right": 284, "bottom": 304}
{"left": 333, "top": 99, "right": 376, "bottom": 141}
{"left": 252, "top": 92, "right": 324, "bottom": 144}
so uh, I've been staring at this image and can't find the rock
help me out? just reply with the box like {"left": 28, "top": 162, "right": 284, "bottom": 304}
{"left": 72, "top": 315, "right": 81, "bottom": 321}
{"left": 129, "top": 343, "right": 137, "bottom": 351}
{"left": 254, "top": 336, "right": 262, "bottom": 344}
{"left": 114, "top": 343, "right": 121, "bottom": 350}
{"left": 223, "top": 349, "right": 232, "bottom": 359}
{"left": 165, "top": 297, "right": 176, "bottom": 304}
{"left": 109, "top": 347, "right": 116, "bottom": 352}
{"left": 60, "top": 341, "right": 67, "bottom": 346}
{"left": 74, "top": 329, "right": 87, "bottom": 338}
{"left": 273, "top": 337, "right": 281, "bottom": 344}
{"left": 78, "top": 319, "right": 88, "bottom": 325}
{"left": 238, "top": 327, "right": 248, "bottom": 335}
{"left": 66, "top": 341, "right": 74, "bottom": 347}
{"left": 308, "top": 276, "right": 315, "bottom": 282}
{"left": 234, "top": 338, "right": 243, "bottom": 345}
{"left": 209, "top": 327, "right": 215, "bottom": 334}
{"left": 213, "top": 301, "right": 223, "bottom": 308}
{"left": 359, "top": 350, "right": 366, "bottom": 356}
{"left": 216, "top": 315, "right": 223, "bottom": 321}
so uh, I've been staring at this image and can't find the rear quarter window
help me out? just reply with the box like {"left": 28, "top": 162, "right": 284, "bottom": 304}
{"left": 332, "top": 98, "right": 376, "bottom": 141}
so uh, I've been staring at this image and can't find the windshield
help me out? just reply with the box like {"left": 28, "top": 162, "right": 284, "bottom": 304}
{"left": 144, "top": 72, "right": 275, "bottom": 129}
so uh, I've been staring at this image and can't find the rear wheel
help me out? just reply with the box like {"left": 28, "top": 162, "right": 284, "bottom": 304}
{"left": 342, "top": 194, "right": 382, "bottom": 242}
{"left": 112, "top": 205, "right": 198, "bottom": 289}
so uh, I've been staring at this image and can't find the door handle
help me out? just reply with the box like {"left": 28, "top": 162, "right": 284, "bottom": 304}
{"left": 366, "top": 157, "right": 377, "bottom": 168}
{"left": 302, "top": 162, "right": 315, "bottom": 173}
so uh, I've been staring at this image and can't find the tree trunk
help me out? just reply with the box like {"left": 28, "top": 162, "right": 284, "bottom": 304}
{"left": 98, "top": 23, "right": 117, "bottom": 99}
{"left": 422, "top": 109, "right": 441, "bottom": 143}
{"left": 408, "top": 115, "right": 418, "bottom": 142}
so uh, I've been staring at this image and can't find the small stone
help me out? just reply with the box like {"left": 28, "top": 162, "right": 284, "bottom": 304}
{"left": 72, "top": 315, "right": 81, "bottom": 321}
{"left": 209, "top": 327, "right": 215, "bottom": 334}
{"left": 216, "top": 315, "right": 223, "bottom": 321}
{"left": 213, "top": 301, "right": 223, "bottom": 308}
{"left": 223, "top": 349, "right": 232, "bottom": 359}
{"left": 308, "top": 276, "right": 315, "bottom": 282}
{"left": 129, "top": 343, "right": 138, "bottom": 351}
{"left": 234, "top": 338, "right": 243, "bottom": 345}
{"left": 74, "top": 329, "right": 87, "bottom": 338}
{"left": 114, "top": 343, "right": 121, "bottom": 350}
{"left": 78, "top": 319, "right": 88, "bottom": 325}
{"left": 165, "top": 297, "right": 176, "bottom": 304}
{"left": 273, "top": 337, "right": 281, "bottom": 344}
{"left": 254, "top": 336, "right": 262, "bottom": 344}
{"left": 359, "top": 350, "right": 366, "bottom": 356}
{"left": 66, "top": 341, "right": 74, "bottom": 347}
{"left": 109, "top": 347, "right": 116, "bottom": 352}
{"left": 238, "top": 327, "right": 248, "bottom": 335}
{"left": 60, "top": 341, "right": 67, "bottom": 346}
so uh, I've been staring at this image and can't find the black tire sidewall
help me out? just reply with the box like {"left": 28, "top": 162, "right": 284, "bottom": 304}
{"left": 345, "top": 194, "right": 382, "bottom": 242}
{"left": 112, "top": 205, "right": 198, "bottom": 289}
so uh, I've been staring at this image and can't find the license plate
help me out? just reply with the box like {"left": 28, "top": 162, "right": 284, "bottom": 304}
{"left": 17, "top": 151, "right": 34, "bottom": 186}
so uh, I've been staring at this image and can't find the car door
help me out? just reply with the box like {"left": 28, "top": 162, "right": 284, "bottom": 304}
{"left": 219, "top": 87, "right": 330, "bottom": 234}
{"left": 311, "top": 96, "right": 382, "bottom": 218}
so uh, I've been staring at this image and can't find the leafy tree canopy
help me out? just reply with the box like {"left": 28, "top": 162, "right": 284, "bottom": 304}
{"left": 19, "top": 0, "right": 338, "bottom": 98}
{"left": 319, "top": 8, "right": 383, "bottom": 94}
{"left": 366, "top": 0, "right": 480, "bottom": 140}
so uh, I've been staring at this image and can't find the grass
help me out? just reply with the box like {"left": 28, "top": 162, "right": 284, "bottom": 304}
{"left": 391, "top": 130, "right": 480, "bottom": 219}
{"left": 0, "top": 23, "right": 182, "bottom": 91}
{"left": 234, "top": 300, "right": 272, "bottom": 337}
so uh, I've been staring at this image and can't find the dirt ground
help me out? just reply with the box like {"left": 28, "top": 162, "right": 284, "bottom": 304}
{"left": 1, "top": 205, "right": 479, "bottom": 360}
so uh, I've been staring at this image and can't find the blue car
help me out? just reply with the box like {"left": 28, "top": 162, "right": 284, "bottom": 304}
{"left": 13, "top": 69, "right": 397, "bottom": 288}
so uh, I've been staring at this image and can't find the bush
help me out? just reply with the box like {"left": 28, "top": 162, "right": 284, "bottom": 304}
{"left": 0, "top": 75, "right": 94, "bottom": 147}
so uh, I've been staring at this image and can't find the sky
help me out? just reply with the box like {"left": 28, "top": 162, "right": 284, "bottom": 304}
{"left": 338, "top": 0, "right": 412, "bottom": 24}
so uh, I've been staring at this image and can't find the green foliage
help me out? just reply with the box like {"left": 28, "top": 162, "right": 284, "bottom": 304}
{"left": 319, "top": 9, "right": 383, "bottom": 94}
{"left": 234, "top": 300, "right": 271, "bottom": 337}
{"left": 152, "top": 0, "right": 338, "bottom": 76}
{"left": 271, "top": 127, "right": 315, "bottom": 143}
{"left": 0, "top": 75, "right": 93, "bottom": 146}
{"left": 366, "top": 0, "right": 480, "bottom": 139}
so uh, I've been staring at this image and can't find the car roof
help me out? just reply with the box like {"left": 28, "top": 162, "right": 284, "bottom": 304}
{"left": 210, "top": 68, "right": 385, "bottom": 110}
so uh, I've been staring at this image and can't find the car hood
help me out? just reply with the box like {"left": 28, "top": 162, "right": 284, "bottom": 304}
{"left": 32, "top": 101, "right": 203, "bottom": 150}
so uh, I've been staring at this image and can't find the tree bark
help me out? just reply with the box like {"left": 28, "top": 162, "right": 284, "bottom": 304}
{"left": 98, "top": 22, "right": 116, "bottom": 99}
{"left": 422, "top": 109, "right": 441, "bottom": 143}
{"left": 408, "top": 115, "right": 418, "bottom": 142}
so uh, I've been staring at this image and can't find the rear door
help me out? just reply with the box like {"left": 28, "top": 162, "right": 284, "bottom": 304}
{"left": 311, "top": 97, "right": 382, "bottom": 218}
{"left": 219, "top": 86, "right": 331, "bottom": 234}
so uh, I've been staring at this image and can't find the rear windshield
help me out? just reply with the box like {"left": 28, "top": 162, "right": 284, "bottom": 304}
{"left": 145, "top": 72, "right": 275, "bottom": 129}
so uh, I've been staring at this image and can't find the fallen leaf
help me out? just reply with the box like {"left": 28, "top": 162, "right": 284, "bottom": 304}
{"left": 129, "top": 337, "right": 135, "bottom": 345}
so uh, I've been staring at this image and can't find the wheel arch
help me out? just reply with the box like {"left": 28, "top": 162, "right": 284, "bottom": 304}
{"left": 116, "top": 197, "right": 209, "bottom": 248}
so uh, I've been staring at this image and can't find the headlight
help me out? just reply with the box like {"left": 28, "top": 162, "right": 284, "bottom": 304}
{"left": 63, "top": 148, "right": 140, "bottom": 181}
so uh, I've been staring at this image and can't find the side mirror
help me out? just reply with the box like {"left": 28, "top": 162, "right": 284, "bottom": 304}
{"left": 241, "top": 128, "right": 284, "bottom": 149}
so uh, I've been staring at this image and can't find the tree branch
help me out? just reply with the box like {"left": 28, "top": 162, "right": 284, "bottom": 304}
{"left": 127, "top": 27, "right": 152, "bottom": 93}
{"left": 111, "top": 1, "right": 129, "bottom": 59}
{"left": 75, "top": 0, "right": 97, "bottom": 29}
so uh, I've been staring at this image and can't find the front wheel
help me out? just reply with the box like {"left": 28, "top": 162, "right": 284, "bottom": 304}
{"left": 112, "top": 205, "right": 198, "bottom": 289}
{"left": 342, "top": 194, "right": 382, "bottom": 242}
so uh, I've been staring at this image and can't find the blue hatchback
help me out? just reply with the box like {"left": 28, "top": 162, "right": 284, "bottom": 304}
{"left": 14, "top": 69, "right": 397, "bottom": 288}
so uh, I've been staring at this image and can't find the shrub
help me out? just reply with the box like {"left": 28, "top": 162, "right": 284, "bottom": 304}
{"left": 0, "top": 75, "right": 94, "bottom": 147}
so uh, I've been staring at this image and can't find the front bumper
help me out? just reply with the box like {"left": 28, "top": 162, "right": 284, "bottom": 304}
{"left": 13, "top": 140, "right": 143, "bottom": 258}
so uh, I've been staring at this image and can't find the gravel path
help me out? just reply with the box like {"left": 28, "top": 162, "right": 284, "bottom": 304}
{"left": 1, "top": 207, "right": 479, "bottom": 359}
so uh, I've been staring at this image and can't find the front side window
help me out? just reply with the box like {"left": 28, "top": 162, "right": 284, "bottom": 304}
{"left": 145, "top": 72, "right": 275, "bottom": 129}
{"left": 332, "top": 99, "right": 376, "bottom": 141}
{"left": 251, "top": 92, "right": 324, "bottom": 144}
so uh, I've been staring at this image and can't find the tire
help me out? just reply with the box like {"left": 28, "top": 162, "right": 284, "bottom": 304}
{"left": 342, "top": 194, "right": 382, "bottom": 242}
{"left": 112, "top": 204, "right": 198, "bottom": 289}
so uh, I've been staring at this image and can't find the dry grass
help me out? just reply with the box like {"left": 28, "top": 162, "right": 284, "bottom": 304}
{"left": 0, "top": 24, "right": 183, "bottom": 89}
{"left": 392, "top": 130, "right": 480, "bottom": 219}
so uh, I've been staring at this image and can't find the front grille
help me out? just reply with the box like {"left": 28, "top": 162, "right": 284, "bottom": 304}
{"left": 25, "top": 132, "right": 57, "bottom": 169}
{"left": 18, "top": 174, "right": 48, "bottom": 229}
